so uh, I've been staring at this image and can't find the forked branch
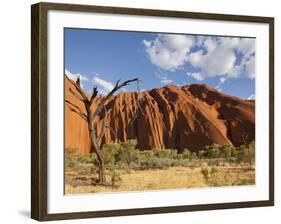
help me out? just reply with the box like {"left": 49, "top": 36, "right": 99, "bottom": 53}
{"left": 90, "top": 87, "right": 98, "bottom": 104}
{"left": 91, "top": 78, "right": 139, "bottom": 118}
{"left": 65, "top": 75, "right": 89, "bottom": 102}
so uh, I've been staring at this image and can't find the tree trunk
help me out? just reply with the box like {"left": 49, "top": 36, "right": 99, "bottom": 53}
{"left": 96, "top": 150, "right": 106, "bottom": 184}
{"left": 87, "top": 111, "right": 107, "bottom": 184}
{"left": 92, "top": 144, "right": 106, "bottom": 184}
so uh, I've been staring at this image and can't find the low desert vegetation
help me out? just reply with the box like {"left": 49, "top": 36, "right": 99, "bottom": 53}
{"left": 65, "top": 140, "right": 255, "bottom": 194}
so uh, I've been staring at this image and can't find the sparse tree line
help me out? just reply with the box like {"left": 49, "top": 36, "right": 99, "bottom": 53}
{"left": 65, "top": 140, "right": 255, "bottom": 186}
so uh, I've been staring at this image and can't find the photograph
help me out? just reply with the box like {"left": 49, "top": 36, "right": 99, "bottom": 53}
{"left": 64, "top": 28, "right": 256, "bottom": 194}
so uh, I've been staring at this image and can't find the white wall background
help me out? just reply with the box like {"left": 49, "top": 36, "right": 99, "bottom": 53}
{"left": 0, "top": 0, "right": 279, "bottom": 223}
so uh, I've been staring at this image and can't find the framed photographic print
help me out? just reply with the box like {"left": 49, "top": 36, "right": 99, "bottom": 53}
{"left": 31, "top": 2, "right": 274, "bottom": 221}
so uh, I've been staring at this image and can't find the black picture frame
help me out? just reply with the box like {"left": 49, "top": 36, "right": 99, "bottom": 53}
{"left": 31, "top": 2, "right": 274, "bottom": 221}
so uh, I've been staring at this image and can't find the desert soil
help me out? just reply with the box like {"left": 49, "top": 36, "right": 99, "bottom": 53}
{"left": 65, "top": 166, "right": 255, "bottom": 194}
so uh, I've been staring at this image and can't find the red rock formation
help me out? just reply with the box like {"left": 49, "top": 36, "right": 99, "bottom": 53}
{"left": 65, "top": 77, "right": 255, "bottom": 154}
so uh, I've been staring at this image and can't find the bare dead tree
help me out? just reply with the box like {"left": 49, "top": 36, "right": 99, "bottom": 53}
{"left": 123, "top": 80, "right": 145, "bottom": 130}
{"left": 65, "top": 75, "right": 139, "bottom": 184}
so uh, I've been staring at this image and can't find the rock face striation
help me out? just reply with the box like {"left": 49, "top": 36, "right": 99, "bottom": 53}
{"left": 65, "top": 76, "right": 255, "bottom": 154}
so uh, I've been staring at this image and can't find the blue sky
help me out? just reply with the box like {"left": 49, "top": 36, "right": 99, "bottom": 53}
{"left": 65, "top": 28, "right": 255, "bottom": 99}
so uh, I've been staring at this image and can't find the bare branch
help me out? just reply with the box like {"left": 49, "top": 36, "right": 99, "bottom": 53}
{"left": 91, "top": 78, "right": 139, "bottom": 118}
{"left": 105, "top": 125, "right": 116, "bottom": 139}
{"left": 98, "top": 119, "right": 106, "bottom": 145}
{"left": 106, "top": 78, "right": 139, "bottom": 101}
{"left": 76, "top": 76, "right": 80, "bottom": 87}
{"left": 98, "top": 106, "right": 107, "bottom": 145}
{"left": 65, "top": 74, "right": 89, "bottom": 102}
{"left": 110, "top": 78, "right": 139, "bottom": 95}
{"left": 136, "top": 80, "right": 145, "bottom": 116}
{"left": 90, "top": 87, "right": 98, "bottom": 105}
{"left": 97, "top": 105, "right": 113, "bottom": 145}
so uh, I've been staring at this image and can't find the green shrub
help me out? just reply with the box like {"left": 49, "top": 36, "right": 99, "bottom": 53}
{"left": 198, "top": 150, "right": 206, "bottom": 159}
{"left": 141, "top": 150, "right": 155, "bottom": 159}
{"left": 118, "top": 139, "right": 140, "bottom": 169}
{"left": 204, "top": 144, "right": 221, "bottom": 158}
{"left": 167, "top": 149, "right": 179, "bottom": 159}
{"left": 154, "top": 149, "right": 176, "bottom": 159}
{"left": 220, "top": 145, "right": 233, "bottom": 159}
{"left": 181, "top": 149, "right": 192, "bottom": 159}
{"left": 236, "top": 142, "right": 255, "bottom": 164}
{"left": 139, "top": 157, "right": 173, "bottom": 169}
{"left": 108, "top": 163, "right": 122, "bottom": 187}
{"left": 231, "top": 147, "right": 239, "bottom": 157}
{"left": 65, "top": 148, "right": 98, "bottom": 173}
{"left": 103, "top": 142, "right": 121, "bottom": 167}
{"left": 190, "top": 152, "right": 198, "bottom": 160}
{"left": 211, "top": 166, "right": 218, "bottom": 173}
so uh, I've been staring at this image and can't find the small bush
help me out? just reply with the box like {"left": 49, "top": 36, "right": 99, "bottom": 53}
{"left": 103, "top": 142, "right": 121, "bottom": 167}
{"left": 65, "top": 148, "right": 98, "bottom": 173}
{"left": 190, "top": 152, "right": 198, "bottom": 160}
{"left": 180, "top": 149, "right": 191, "bottom": 159}
{"left": 108, "top": 163, "right": 122, "bottom": 187}
{"left": 201, "top": 167, "right": 211, "bottom": 183}
{"left": 139, "top": 157, "right": 170, "bottom": 169}
{"left": 220, "top": 145, "right": 233, "bottom": 159}
{"left": 118, "top": 139, "right": 140, "bottom": 169}
{"left": 206, "top": 147, "right": 220, "bottom": 158}
{"left": 236, "top": 142, "right": 255, "bottom": 164}
{"left": 198, "top": 150, "right": 206, "bottom": 159}
{"left": 211, "top": 166, "right": 218, "bottom": 173}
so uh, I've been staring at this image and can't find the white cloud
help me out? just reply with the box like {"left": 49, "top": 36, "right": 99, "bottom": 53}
{"left": 188, "top": 37, "right": 255, "bottom": 80}
{"left": 65, "top": 69, "right": 88, "bottom": 81}
{"left": 228, "top": 53, "right": 255, "bottom": 79}
{"left": 155, "top": 72, "right": 173, "bottom": 84}
{"left": 238, "top": 38, "right": 255, "bottom": 57}
{"left": 188, "top": 37, "right": 236, "bottom": 77}
{"left": 160, "top": 78, "right": 173, "bottom": 84}
{"left": 65, "top": 69, "right": 89, "bottom": 89}
{"left": 188, "top": 50, "right": 204, "bottom": 67}
{"left": 204, "top": 38, "right": 217, "bottom": 52}
{"left": 220, "top": 77, "right": 226, "bottom": 83}
{"left": 92, "top": 74, "right": 115, "bottom": 95}
{"left": 215, "top": 77, "right": 227, "bottom": 89}
{"left": 187, "top": 72, "right": 204, "bottom": 81}
{"left": 143, "top": 35, "right": 256, "bottom": 81}
{"left": 143, "top": 34, "right": 194, "bottom": 71}
{"left": 247, "top": 94, "right": 255, "bottom": 100}
{"left": 245, "top": 56, "right": 255, "bottom": 79}
{"left": 228, "top": 64, "right": 243, "bottom": 78}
